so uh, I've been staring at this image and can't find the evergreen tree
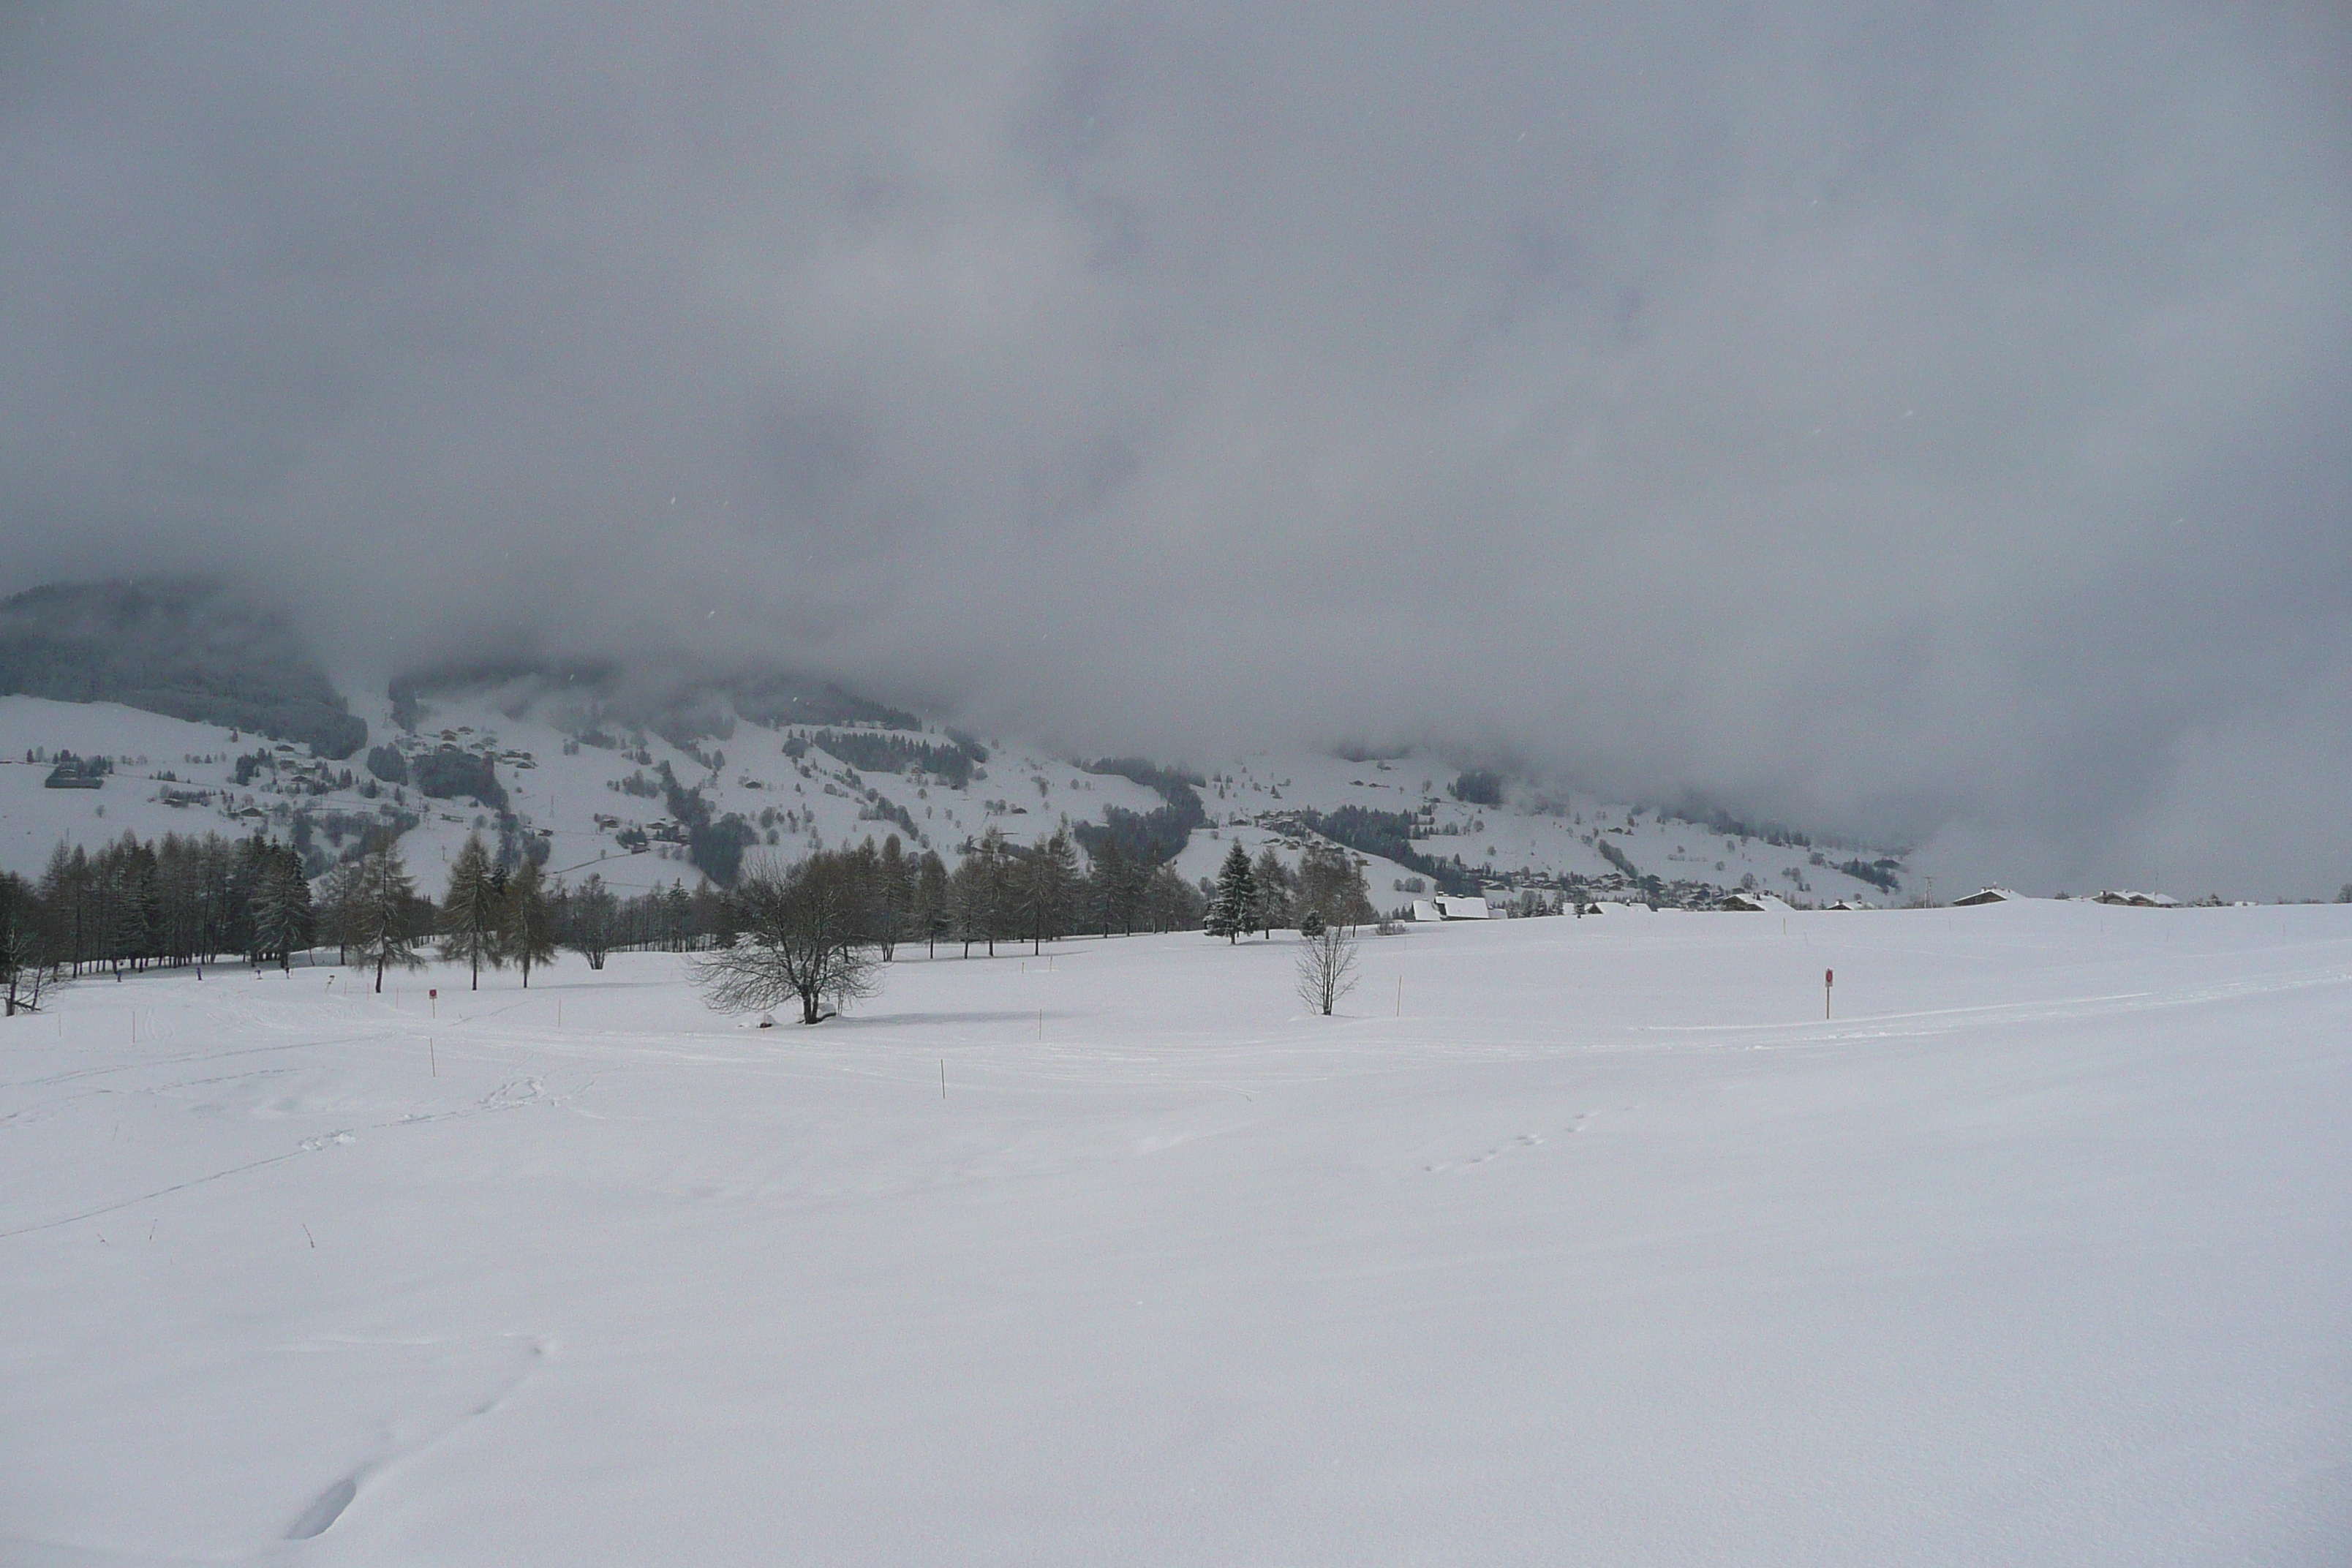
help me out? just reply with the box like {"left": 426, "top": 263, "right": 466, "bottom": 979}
{"left": 350, "top": 839, "right": 428, "bottom": 994}
{"left": 867, "top": 835, "right": 913, "bottom": 960}
{"left": 953, "top": 828, "right": 1012, "bottom": 957}
{"left": 440, "top": 832, "right": 505, "bottom": 989}
{"left": 1022, "top": 829, "right": 1080, "bottom": 954}
{"left": 113, "top": 837, "right": 162, "bottom": 972}
{"left": 504, "top": 858, "right": 559, "bottom": 987}
{"left": 315, "top": 859, "right": 366, "bottom": 965}
{"left": 912, "top": 850, "right": 951, "bottom": 957}
{"left": 1207, "top": 841, "right": 1256, "bottom": 943}
{"left": 225, "top": 837, "right": 274, "bottom": 963}
{"left": 1146, "top": 862, "right": 1205, "bottom": 931}
{"left": 108, "top": 853, "right": 156, "bottom": 975}
{"left": 249, "top": 848, "right": 312, "bottom": 971}
{"left": 39, "top": 844, "right": 91, "bottom": 974}
{"left": 280, "top": 853, "right": 314, "bottom": 965}
{"left": 1085, "top": 834, "right": 1130, "bottom": 937}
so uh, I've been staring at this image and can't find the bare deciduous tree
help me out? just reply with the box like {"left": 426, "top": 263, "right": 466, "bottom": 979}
{"left": 1294, "top": 922, "right": 1360, "bottom": 1016}
{"left": 562, "top": 872, "right": 618, "bottom": 970}
{"left": 0, "top": 872, "right": 53, "bottom": 1015}
{"left": 692, "top": 852, "right": 878, "bottom": 1025}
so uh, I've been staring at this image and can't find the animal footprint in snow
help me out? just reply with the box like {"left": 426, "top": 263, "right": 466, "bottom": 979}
{"left": 1431, "top": 1133, "right": 1545, "bottom": 1172}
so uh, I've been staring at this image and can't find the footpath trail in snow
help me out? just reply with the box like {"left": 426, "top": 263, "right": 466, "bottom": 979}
{"left": 1, "top": 901, "right": 2347, "bottom": 1565}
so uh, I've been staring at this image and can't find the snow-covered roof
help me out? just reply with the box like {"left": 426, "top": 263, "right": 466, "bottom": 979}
{"left": 1411, "top": 896, "right": 1490, "bottom": 921}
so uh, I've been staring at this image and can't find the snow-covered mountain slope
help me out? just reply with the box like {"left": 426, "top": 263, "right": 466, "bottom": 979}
{"left": 4, "top": 901, "right": 2345, "bottom": 1561}
{"left": 0, "top": 679, "right": 1908, "bottom": 910}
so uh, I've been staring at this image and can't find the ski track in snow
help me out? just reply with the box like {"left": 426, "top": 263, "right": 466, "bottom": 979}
{"left": 0, "top": 1067, "right": 568, "bottom": 1239}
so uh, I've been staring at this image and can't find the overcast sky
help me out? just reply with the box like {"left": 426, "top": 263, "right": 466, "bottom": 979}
{"left": 2, "top": 4, "right": 2347, "bottom": 894}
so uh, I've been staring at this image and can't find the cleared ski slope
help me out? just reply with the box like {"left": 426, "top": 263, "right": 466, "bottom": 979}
{"left": 2, "top": 900, "right": 2346, "bottom": 1564}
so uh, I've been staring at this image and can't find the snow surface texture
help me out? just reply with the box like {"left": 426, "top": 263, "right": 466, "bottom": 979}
{"left": 4, "top": 901, "right": 2347, "bottom": 1564}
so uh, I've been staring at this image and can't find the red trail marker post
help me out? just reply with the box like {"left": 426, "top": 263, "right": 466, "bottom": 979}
{"left": 1825, "top": 968, "right": 1834, "bottom": 1019}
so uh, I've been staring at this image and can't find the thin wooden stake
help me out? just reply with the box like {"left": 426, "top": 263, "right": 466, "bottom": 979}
{"left": 1396, "top": 976, "right": 1403, "bottom": 1017}
{"left": 941, "top": 1059, "right": 946, "bottom": 1098}
{"left": 430, "top": 1037, "right": 437, "bottom": 1077}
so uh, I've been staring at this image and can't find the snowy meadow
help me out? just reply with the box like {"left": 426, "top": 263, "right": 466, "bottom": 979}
{"left": 3, "top": 901, "right": 2347, "bottom": 1564}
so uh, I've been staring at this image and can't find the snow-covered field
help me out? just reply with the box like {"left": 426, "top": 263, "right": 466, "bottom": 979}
{"left": 4, "top": 900, "right": 2347, "bottom": 1564}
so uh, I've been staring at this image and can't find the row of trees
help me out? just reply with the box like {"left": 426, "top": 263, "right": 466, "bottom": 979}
{"left": 694, "top": 835, "right": 1379, "bottom": 1028}
{"left": 0, "top": 820, "right": 1376, "bottom": 1018}
{"left": 698, "top": 834, "right": 1191, "bottom": 1027}
{"left": 939, "top": 829, "right": 1205, "bottom": 956}
{"left": 1207, "top": 840, "right": 1378, "bottom": 942}
{"left": 0, "top": 833, "right": 319, "bottom": 1011}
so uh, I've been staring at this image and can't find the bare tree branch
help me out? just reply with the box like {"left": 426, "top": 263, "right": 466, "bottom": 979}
{"left": 1294, "top": 924, "right": 1360, "bottom": 1016}
{"left": 693, "top": 853, "right": 879, "bottom": 1025}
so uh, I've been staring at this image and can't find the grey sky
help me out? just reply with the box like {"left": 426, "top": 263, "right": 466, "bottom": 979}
{"left": 2, "top": 4, "right": 2347, "bottom": 894}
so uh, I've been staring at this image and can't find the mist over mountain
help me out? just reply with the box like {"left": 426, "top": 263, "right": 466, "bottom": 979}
{"left": 0, "top": 578, "right": 366, "bottom": 758}
{"left": 1, "top": 6, "right": 2346, "bottom": 895}
{"left": 388, "top": 656, "right": 919, "bottom": 745}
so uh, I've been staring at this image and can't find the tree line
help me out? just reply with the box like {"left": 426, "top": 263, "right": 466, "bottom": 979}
{"left": 0, "top": 823, "right": 1211, "bottom": 1013}
{"left": 0, "top": 832, "right": 317, "bottom": 1010}
{"left": 0, "top": 820, "right": 1376, "bottom": 1021}
{"left": 1205, "top": 840, "right": 1378, "bottom": 942}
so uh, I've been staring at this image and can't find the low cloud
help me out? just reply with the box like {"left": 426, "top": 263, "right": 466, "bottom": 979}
{"left": 1, "top": 3, "right": 2346, "bottom": 893}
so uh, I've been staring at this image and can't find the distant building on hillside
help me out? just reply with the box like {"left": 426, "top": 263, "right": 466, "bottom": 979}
{"left": 2094, "top": 890, "right": 2179, "bottom": 908}
{"left": 1410, "top": 895, "right": 1490, "bottom": 921}
{"left": 42, "top": 755, "right": 105, "bottom": 789}
{"left": 1952, "top": 888, "right": 2016, "bottom": 906}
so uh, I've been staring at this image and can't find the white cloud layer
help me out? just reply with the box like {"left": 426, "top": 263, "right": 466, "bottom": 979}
{"left": 2, "top": 2, "right": 2347, "bottom": 893}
